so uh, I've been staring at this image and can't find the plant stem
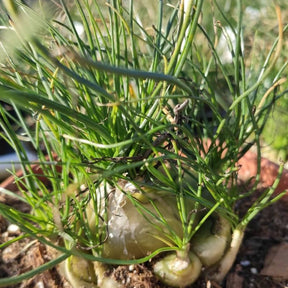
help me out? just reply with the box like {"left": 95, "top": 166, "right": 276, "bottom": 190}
{"left": 54, "top": 48, "right": 194, "bottom": 94}
{"left": 207, "top": 226, "right": 245, "bottom": 282}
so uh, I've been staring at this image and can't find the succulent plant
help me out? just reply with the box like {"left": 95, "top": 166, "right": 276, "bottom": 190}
{"left": 0, "top": 1, "right": 287, "bottom": 287}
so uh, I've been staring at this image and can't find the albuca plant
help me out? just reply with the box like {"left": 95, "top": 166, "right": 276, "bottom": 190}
{"left": 0, "top": 0, "right": 287, "bottom": 287}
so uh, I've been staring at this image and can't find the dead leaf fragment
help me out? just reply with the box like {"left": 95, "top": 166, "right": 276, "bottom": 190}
{"left": 260, "top": 242, "right": 288, "bottom": 279}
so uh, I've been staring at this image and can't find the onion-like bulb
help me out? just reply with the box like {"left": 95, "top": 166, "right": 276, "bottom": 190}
{"left": 87, "top": 181, "right": 197, "bottom": 259}
{"left": 153, "top": 251, "right": 202, "bottom": 287}
{"left": 64, "top": 255, "right": 98, "bottom": 288}
{"left": 191, "top": 215, "right": 231, "bottom": 267}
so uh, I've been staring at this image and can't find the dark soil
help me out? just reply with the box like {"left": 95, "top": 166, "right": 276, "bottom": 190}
{"left": 1, "top": 185, "right": 288, "bottom": 288}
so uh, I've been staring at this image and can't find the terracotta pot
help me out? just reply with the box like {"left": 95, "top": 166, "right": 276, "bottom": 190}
{"left": 237, "top": 150, "right": 288, "bottom": 201}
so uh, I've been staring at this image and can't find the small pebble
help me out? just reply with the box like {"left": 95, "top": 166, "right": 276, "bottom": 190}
{"left": 250, "top": 267, "right": 258, "bottom": 274}
{"left": 128, "top": 264, "right": 134, "bottom": 272}
{"left": 1, "top": 231, "right": 8, "bottom": 239}
{"left": 240, "top": 260, "right": 251, "bottom": 267}
{"left": 34, "top": 281, "right": 45, "bottom": 288}
{"left": 2, "top": 244, "right": 19, "bottom": 263}
{"left": 7, "top": 224, "right": 20, "bottom": 235}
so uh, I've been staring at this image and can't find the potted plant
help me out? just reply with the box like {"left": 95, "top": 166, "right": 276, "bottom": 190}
{"left": 0, "top": 0, "right": 287, "bottom": 287}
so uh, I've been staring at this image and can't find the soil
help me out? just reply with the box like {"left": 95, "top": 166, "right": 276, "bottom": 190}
{"left": 1, "top": 171, "right": 288, "bottom": 287}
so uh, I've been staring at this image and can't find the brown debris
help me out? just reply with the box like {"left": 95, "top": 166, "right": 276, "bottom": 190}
{"left": 260, "top": 242, "right": 288, "bottom": 280}
{"left": 109, "top": 264, "right": 165, "bottom": 288}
